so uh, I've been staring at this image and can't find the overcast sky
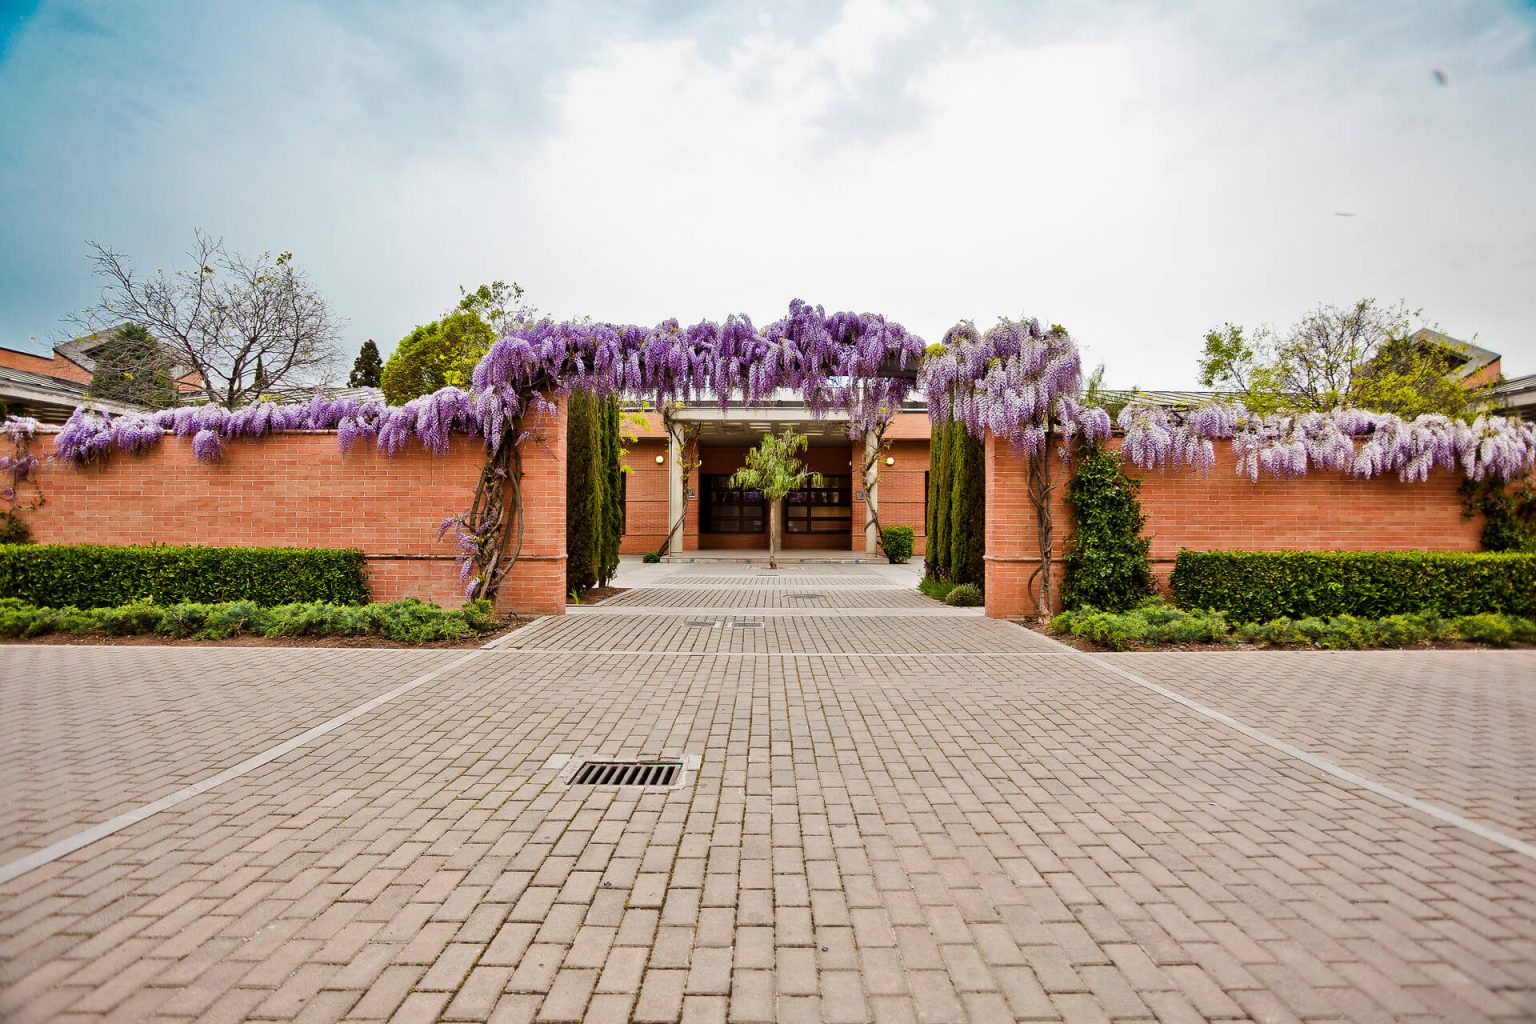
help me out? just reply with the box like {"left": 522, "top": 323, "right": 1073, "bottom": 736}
{"left": 2, "top": 0, "right": 1533, "bottom": 387}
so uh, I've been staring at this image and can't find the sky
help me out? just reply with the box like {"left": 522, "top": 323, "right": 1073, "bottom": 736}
{"left": 1, "top": 0, "right": 1534, "bottom": 388}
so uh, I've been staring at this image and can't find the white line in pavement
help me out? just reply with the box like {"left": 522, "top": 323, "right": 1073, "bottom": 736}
{"left": 0, "top": 648, "right": 488, "bottom": 886}
{"left": 1021, "top": 629, "right": 1536, "bottom": 862}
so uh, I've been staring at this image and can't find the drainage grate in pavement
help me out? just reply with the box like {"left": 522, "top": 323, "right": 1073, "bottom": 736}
{"left": 571, "top": 759, "right": 683, "bottom": 787}
{"left": 685, "top": 620, "right": 716, "bottom": 628}
{"left": 786, "top": 593, "right": 825, "bottom": 599}
{"left": 731, "top": 621, "right": 764, "bottom": 629}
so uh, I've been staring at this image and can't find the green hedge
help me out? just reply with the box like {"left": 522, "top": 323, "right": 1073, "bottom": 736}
{"left": 0, "top": 597, "right": 494, "bottom": 643}
{"left": 0, "top": 544, "right": 369, "bottom": 608}
{"left": 1050, "top": 598, "right": 1536, "bottom": 651}
{"left": 1170, "top": 550, "right": 1536, "bottom": 620}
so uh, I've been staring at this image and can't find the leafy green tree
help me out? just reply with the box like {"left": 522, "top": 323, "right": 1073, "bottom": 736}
{"left": 87, "top": 323, "right": 181, "bottom": 409}
{"left": 729, "top": 429, "right": 824, "bottom": 569}
{"left": 348, "top": 339, "right": 383, "bottom": 388}
{"left": 1197, "top": 299, "right": 1490, "bottom": 416}
{"left": 381, "top": 312, "right": 495, "bottom": 404}
{"left": 380, "top": 281, "right": 535, "bottom": 404}
{"left": 1062, "top": 447, "right": 1153, "bottom": 611}
{"left": 455, "top": 280, "right": 535, "bottom": 334}
{"left": 948, "top": 425, "right": 985, "bottom": 587}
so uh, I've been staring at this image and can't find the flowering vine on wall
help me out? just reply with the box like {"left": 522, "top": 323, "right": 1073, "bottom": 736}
{"left": 8, "top": 299, "right": 1536, "bottom": 605}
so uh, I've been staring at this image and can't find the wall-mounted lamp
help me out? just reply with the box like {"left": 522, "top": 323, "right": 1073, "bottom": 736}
{"left": 655, "top": 454, "right": 665, "bottom": 464}
{"left": 884, "top": 456, "right": 896, "bottom": 466}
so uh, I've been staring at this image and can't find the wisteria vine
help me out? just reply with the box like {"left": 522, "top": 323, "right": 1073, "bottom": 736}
{"left": 1117, "top": 401, "right": 1536, "bottom": 483}
{"left": 10, "top": 300, "right": 1536, "bottom": 605}
{"left": 34, "top": 300, "right": 930, "bottom": 598}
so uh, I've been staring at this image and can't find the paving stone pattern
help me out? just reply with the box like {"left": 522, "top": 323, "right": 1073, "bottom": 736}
{"left": 1, "top": 565, "right": 1533, "bottom": 1022}
{"left": 1102, "top": 650, "right": 1536, "bottom": 840}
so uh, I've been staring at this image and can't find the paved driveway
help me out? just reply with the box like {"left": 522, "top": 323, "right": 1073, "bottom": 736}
{"left": 2, "top": 564, "right": 1533, "bottom": 1022}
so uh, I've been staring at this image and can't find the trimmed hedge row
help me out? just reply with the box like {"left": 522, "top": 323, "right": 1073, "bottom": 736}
{"left": 0, "top": 597, "right": 495, "bottom": 643}
{"left": 0, "top": 544, "right": 370, "bottom": 608}
{"left": 1170, "top": 550, "right": 1536, "bottom": 621}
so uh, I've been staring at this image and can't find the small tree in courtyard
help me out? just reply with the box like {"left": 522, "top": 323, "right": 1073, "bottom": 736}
{"left": 729, "top": 428, "right": 823, "bottom": 570}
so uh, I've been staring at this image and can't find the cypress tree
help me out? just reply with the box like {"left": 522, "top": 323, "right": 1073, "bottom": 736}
{"left": 598, "top": 398, "right": 624, "bottom": 586}
{"left": 949, "top": 426, "right": 986, "bottom": 587}
{"left": 929, "top": 421, "right": 953, "bottom": 576}
{"left": 566, "top": 392, "right": 600, "bottom": 592}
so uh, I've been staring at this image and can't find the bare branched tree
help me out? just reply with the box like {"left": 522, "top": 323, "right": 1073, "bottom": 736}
{"left": 73, "top": 230, "right": 343, "bottom": 407}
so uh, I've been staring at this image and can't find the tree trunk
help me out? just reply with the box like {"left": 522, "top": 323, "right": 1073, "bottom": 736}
{"left": 768, "top": 498, "right": 779, "bottom": 569}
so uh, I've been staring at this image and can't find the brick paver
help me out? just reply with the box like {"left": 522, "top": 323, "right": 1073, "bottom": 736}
{"left": 1101, "top": 650, "right": 1536, "bottom": 840}
{"left": 2, "top": 565, "right": 1533, "bottom": 1022}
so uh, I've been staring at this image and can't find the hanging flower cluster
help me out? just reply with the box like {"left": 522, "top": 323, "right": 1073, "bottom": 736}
{"left": 46, "top": 300, "right": 929, "bottom": 467}
{"left": 919, "top": 318, "right": 1111, "bottom": 455}
{"left": 51, "top": 389, "right": 492, "bottom": 466}
{"left": 470, "top": 299, "right": 926, "bottom": 437}
{"left": 1, "top": 416, "right": 41, "bottom": 503}
{"left": 1117, "top": 400, "right": 1536, "bottom": 482}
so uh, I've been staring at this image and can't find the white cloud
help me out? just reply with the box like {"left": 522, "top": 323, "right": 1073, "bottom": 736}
{"left": 3, "top": 0, "right": 1533, "bottom": 385}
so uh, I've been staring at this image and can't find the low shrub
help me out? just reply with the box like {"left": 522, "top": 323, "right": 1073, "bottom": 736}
{"left": 1170, "top": 549, "right": 1536, "bottom": 621}
{"left": 944, "top": 583, "right": 983, "bottom": 607}
{"left": 0, "top": 597, "right": 496, "bottom": 644}
{"left": 0, "top": 543, "right": 369, "bottom": 608}
{"left": 642, "top": 552, "right": 661, "bottom": 564}
{"left": 1050, "top": 598, "right": 1536, "bottom": 650}
{"left": 880, "top": 525, "right": 915, "bottom": 564}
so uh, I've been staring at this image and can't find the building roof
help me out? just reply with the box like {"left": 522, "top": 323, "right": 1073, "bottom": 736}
{"left": 1406, "top": 328, "right": 1501, "bottom": 378}
{"left": 0, "top": 365, "right": 142, "bottom": 424}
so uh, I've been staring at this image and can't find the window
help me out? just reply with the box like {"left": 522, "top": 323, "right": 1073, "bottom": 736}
{"left": 702, "top": 475, "right": 765, "bottom": 533}
{"left": 785, "top": 475, "right": 853, "bottom": 534}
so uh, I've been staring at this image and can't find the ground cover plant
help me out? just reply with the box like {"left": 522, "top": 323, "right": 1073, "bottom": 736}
{"left": 0, "top": 543, "right": 368, "bottom": 607}
{"left": 1049, "top": 598, "right": 1536, "bottom": 651}
{"left": 0, "top": 596, "right": 497, "bottom": 644}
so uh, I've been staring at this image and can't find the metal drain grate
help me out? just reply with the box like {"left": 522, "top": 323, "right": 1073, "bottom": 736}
{"left": 786, "top": 592, "right": 825, "bottom": 599}
{"left": 685, "top": 620, "right": 716, "bottom": 628}
{"left": 731, "top": 620, "right": 764, "bottom": 629}
{"left": 571, "top": 759, "right": 682, "bottom": 787}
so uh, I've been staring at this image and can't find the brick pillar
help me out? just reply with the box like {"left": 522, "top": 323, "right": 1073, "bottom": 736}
{"left": 495, "top": 393, "right": 568, "bottom": 616}
{"left": 982, "top": 433, "right": 1067, "bottom": 619}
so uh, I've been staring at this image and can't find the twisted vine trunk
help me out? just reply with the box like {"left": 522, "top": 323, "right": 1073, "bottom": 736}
{"left": 859, "top": 425, "right": 889, "bottom": 554}
{"left": 1025, "top": 435, "right": 1056, "bottom": 618}
{"left": 469, "top": 417, "right": 525, "bottom": 603}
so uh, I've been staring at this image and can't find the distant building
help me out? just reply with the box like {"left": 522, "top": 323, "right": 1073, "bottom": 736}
{"left": 0, "top": 325, "right": 201, "bottom": 422}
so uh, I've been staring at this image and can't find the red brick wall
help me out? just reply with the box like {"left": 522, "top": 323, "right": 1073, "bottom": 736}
{"left": 13, "top": 402, "right": 568, "bottom": 615}
{"left": 619, "top": 439, "right": 670, "bottom": 554}
{"left": 853, "top": 438, "right": 929, "bottom": 555}
{"left": 984, "top": 434, "right": 1483, "bottom": 619}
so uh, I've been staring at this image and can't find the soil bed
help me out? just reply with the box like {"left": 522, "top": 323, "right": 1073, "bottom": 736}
{"left": 568, "top": 586, "right": 626, "bottom": 605}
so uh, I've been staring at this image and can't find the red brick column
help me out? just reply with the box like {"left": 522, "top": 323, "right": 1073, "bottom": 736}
{"left": 983, "top": 434, "right": 1065, "bottom": 619}
{"left": 495, "top": 394, "right": 567, "bottom": 616}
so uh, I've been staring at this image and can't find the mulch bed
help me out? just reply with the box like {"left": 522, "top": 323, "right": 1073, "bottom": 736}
{"left": 2, "top": 617, "right": 533, "bottom": 650}
{"left": 568, "top": 587, "right": 626, "bottom": 606}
